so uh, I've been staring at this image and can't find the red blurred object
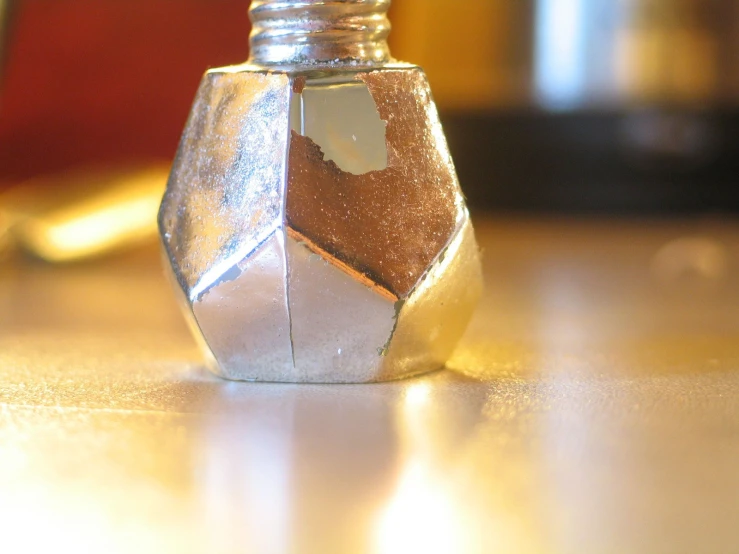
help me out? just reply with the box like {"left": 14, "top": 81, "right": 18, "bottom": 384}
{"left": 0, "top": 0, "right": 250, "bottom": 182}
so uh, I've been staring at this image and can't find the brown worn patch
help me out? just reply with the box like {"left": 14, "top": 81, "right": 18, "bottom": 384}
{"left": 292, "top": 75, "right": 306, "bottom": 94}
{"left": 287, "top": 227, "right": 398, "bottom": 302}
{"left": 286, "top": 68, "right": 460, "bottom": 298}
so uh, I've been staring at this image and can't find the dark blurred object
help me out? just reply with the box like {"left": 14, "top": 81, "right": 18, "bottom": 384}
{"left": 444, "top": 109, "right": 739, "bottom": 213}
{"left": 0, "top": 1, "right": 14, "bottom": 79}
{"left": 0, "top": 0, "right": 249, "bottom": 184}
{"left": 392, "top": 0, "right": 739, "bottom": 213}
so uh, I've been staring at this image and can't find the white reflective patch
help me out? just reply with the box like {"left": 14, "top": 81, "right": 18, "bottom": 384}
{"left": 292, "top": 81, "right": 388, "bottom": 175}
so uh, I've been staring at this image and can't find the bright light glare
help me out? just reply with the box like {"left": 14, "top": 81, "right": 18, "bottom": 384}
{"left": 375, "top": 461, "right": 465, "bottom": 554}
{"left": 404, "top": 383, "right": 431, "bottom": 409}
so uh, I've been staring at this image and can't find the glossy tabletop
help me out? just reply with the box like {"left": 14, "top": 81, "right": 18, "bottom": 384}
{"left": 2, "top": 216, "right": 739, "bottom": 553}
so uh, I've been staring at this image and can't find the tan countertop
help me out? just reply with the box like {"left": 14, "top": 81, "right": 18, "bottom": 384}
{"left": 2, "top": 216, "right": 739, "bottom": 553}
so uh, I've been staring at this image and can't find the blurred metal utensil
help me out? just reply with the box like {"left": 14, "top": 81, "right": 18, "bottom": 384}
{"left": 0, "top": 165, "right": 168, "bottom": 262}
{"left": 395, "top": 0, "right": 739, "bottom": 111}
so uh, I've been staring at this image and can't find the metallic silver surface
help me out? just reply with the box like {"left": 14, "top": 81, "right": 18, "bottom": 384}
{"left": 160, "top": 69, "right": 291, "bottom": 301}
{"left": 249, "top": 0, "right": 392, "bottom": 67}
{"left": 383, "top": 218, "right": 483, "bottom": 379}
{"left": 193, "top": 231, "right": 295, "bottom": 381}
{"left": 286, "top": 231, "right": 397, "bottom": 382}
{"left": 161, "top": 16, "right": 481, "bottom": 381}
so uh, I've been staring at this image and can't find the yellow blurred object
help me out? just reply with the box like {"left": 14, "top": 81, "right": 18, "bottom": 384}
{"left": 390, "top": 0, "right": 531, "bottom": 109}
{"left": 0, "top": 165, "right": 168, "bottom": 262}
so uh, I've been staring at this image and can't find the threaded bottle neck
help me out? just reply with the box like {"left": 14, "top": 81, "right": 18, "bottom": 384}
{"left": 248, "top": 0, "right": 392, "bottom": 67}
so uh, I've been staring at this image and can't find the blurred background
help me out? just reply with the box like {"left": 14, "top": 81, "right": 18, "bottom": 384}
{"left": 2, "top": 0, "right": 739, "bottom": 261}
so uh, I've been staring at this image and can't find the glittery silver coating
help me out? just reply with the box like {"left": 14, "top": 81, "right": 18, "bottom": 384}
{"left": 249, "top": 0, "right": 392, "bottom": 67}
{"left": 160, "top": 62, "right": 482, "bottom": 383}
{"left": 159, "top": 69, "right": 291, "bottom": 301}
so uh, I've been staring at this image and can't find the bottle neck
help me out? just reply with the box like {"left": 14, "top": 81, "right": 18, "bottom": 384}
{"left": 248, "top": 0, "right": 392, "bottom": 68}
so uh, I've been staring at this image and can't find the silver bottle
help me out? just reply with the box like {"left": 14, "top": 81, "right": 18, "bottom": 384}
{"left": 159, "top": 0, "right": 482, "bottom": 383}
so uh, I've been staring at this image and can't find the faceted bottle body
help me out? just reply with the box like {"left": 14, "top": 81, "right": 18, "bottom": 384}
{"left": 159, "top": 1, "right": 482, "bottom": 382}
